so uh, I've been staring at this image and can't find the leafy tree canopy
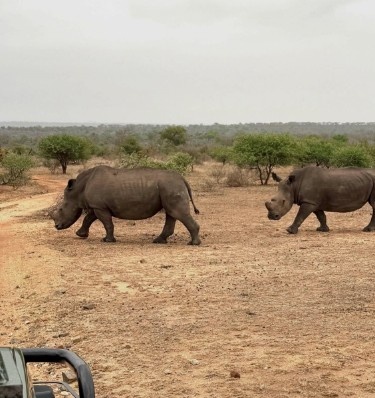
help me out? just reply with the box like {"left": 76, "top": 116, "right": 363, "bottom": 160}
{"left": 297, "top": 136, "right": 335, "bottom": 167}
{"left": 232, "top": 133, "right": 297, "bottom": 184}
{"left": 39, "top": 134, "right": 91, "bottom": 174}
{"left": 120, "top": 135, "right": 142, "bottom": 155}
{"left": 159, "top": 125, "right": 187, "bottom": 147}
{"left": 331, "top": 134, "right": 349, "bottom": 144}
{"left": 209, "top": 146, "right": 233, "bottom": 165}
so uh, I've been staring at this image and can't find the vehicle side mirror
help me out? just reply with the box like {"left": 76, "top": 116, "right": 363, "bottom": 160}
{"left": 34, "top": 384, "right": 55, "bottom": 398}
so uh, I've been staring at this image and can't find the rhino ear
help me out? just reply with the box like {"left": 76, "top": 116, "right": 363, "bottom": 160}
{"left": 287, "top": 175, "right": 296, "bottom": 184}
{"left": 67, "top": 179, "right": 76, "bottom": 190}
{"left": 271, "top": 172, "right": 282, "bottom": 182}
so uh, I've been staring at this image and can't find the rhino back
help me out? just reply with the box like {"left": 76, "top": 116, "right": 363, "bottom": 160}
{"left": 295, "top": 167, "right": 375, "bottom": 212}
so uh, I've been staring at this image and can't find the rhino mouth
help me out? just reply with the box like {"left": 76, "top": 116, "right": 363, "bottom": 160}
{"left": 55, "top": 219, "right": 79, "bottom": 230}
{"left": 268, "top": 212, "right": 281, "bottom": 220}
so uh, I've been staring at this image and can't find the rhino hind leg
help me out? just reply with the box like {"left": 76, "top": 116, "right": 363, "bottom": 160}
{"left": 153, "top": 214, "right": 176, "bottom": 244}
{"left": 161, "top": 194, "right": 201, "bottom": 245}
{"left": 363, "top": 209, "right": 375, "bottom": 232}
{"left": 363, "top": 225, "right": 375, "bottom": 232}
{"left": 180, "top": 215, "right": 201, "bottom": 245}
{"left": 168, "top": 207, "right": 201, "bottom": 245}
{"left": 76, "top": 210, "right": 97, "bottom": 238}
{"left": 314, "top": 210, "right": 330, "bottom": 232}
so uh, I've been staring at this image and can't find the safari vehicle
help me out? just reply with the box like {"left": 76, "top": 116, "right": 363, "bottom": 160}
{"left": 0, "top": 347, "right": 95, "bottom": 398}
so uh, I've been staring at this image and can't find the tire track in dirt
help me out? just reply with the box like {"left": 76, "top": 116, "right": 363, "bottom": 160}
{"left": 0, "top": 176, "right": 65, "bottom": 347}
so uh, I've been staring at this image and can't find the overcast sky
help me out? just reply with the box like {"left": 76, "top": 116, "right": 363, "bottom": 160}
{"left": 1, "top": 0, "right": 375, "bottom": 124}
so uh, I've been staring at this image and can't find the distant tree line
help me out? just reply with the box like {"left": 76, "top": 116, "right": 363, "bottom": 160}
{"left": 1, "top": 122, "right": 375, "bottom": 149}
{"left": 2, "top": 123, "right": 375, "bottom": 186}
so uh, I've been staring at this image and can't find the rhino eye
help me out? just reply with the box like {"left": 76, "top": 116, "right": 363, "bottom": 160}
{"left": 282, "top": 200, "right": 285, "bottom": 205}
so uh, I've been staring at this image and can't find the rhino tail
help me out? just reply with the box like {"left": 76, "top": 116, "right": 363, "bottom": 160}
{"left": 183, "top": 178, "right": 200, "bottom": 215}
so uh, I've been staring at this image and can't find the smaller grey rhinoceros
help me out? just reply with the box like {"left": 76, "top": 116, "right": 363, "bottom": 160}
{"left": 265, "top": 166, "right": 375, "bottom": 234}
{"left": 53, "top": 165, "right": 201, "bottom": 244}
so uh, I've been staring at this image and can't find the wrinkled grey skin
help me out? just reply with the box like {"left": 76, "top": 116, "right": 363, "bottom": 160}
{"left": 265, "top": 166, "right": 375, "bottom": 234}
{"left": 53, "top": 165, "right": 201, "bottom": 245}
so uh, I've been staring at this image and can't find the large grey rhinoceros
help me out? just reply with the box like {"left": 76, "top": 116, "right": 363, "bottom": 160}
{"left": 265, "top": 166, "right": 375, "bottom": 234}
{"left": 53, "top": 165, "right": 201, "bottom": 244}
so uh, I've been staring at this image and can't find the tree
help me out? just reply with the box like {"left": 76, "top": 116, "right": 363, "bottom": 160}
{"left": 159, "top": 125, "right": 187, "bottom": 147}
{"left": 297, "top": 136, "right": 335, "bottom": 167}
{"left": 331, "top": 134, "right": 349, "bottom": 144}
{"left": 39, "top": 134, "right": 91, "bottom": 174}
{"left": 120, "top": 135, "right": 142, "bottom": 155}
{"left": 210, "top": 146, "right": 233, "bottom": 165}
{"left": 232, "top": 133, "right": 297, "bottom": 185}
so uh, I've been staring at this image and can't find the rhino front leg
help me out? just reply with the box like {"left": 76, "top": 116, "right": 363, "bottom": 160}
{"left": 287, "top": 203, "right": 316, "bottom": 234}
{"left": 76, "top": 210, "right": 97, "bottom": 238}
{"left": 153, "top": 214, "right": 176, "bottom": 244}
{"left": 93, "top": 209, "right": 116, "bottom": 242}
{"left": 314, "top": 210, "right": 330, "bottom": 232}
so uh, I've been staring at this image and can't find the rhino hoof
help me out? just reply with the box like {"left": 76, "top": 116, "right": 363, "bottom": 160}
{"left": 286, "top": 226, "right": 298, "bottom": 234}
{"left": 363, "top": 226, "right": 375, "bottom": 232}
{"left": 188, "top": 239, "right": 201, "bottom": 245}
{"left": 153, "top": 237, "right": 168, "bottom": 244}
{"left": 76, "top": 230, "right": 89, "bottom": 238}
{"left": 317, "top": 226, "right": 329, "bottom": 232}
{"left": 102, "top": 237, "right": 116, "bottom": 242}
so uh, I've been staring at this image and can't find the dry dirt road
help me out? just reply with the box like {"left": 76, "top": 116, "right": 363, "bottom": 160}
{"left": 1, "top": 165, "right": 375, "bottom": 398}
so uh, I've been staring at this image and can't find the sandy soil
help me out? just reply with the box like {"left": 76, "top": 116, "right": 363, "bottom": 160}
{"left": 1, "top": 164, "right": 375, "bottom": 398}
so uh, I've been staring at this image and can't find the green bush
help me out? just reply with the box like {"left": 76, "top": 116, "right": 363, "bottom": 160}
{"left": 332, "top": 145, "right": 372, "bottom": 168}
{"left": 0, "top": 152, "right": 34, "bottom": 188}
{"left": 166, "top": 152, "right": 194, "bottom": 174}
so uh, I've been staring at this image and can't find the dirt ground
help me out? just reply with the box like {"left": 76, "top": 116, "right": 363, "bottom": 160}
{"left": 1, "top": 163, "right": 375, "bottom": 398}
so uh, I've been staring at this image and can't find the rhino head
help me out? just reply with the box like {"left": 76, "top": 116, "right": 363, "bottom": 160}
{"left": 53, "top": 179, "right": 83, "bottom": 230}
{"left": 265, "top": 175, "right": 295, "bottom": 220}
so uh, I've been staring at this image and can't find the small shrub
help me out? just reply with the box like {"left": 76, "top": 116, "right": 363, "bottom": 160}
{"left": 208, "top": 165, "right": 227, "bottom": 185}
{"left": 43, "top": 158, "right": 61, "bottom": 174}
{"left": 166, "top": 152, "right": 194, "bottom": 174}
{"left": 199, "top": 178, "right": 218, "bottom": 192}
{"left": 0, "top": 153, "right": 34, "bottom": 188}
{"left": 225, "top": 167, "right": 253, "bottom": 187}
